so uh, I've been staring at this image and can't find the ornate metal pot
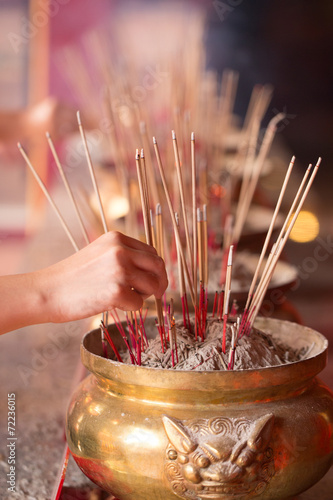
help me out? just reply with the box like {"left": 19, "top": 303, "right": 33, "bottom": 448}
{"left": 66, "top": 318, "right": 333, "bottom": 499}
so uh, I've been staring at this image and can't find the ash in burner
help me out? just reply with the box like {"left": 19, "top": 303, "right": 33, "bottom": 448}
{"left": 122, "top": 317, "right": 306, "bottom": 371}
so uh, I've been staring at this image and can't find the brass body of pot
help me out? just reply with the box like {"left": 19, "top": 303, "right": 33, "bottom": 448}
{"left": 66, "top": 318, "right": 333, "bottom": 500}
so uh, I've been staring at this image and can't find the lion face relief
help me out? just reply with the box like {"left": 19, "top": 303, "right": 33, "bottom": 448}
{"left": 162, "top": 414, "right": 275, "bottom": 499}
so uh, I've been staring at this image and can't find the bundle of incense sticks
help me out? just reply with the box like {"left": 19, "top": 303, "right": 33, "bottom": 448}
{"left": 57, "top": 14, "right": 286, "bottom": 256}
{"left": 18, "top": 117, "right": 155, "bottom": 365}
{"left": 19, "top": 103, "right": 320, "bottom": 370}
{"left": 101, "top": 74, "right": 277, "bottom": 229}
{"left": 135, "top": 129, "right": 320, "bottom": 365}
{"left": 135, "top": 148, "right": 166, "bottom": 348}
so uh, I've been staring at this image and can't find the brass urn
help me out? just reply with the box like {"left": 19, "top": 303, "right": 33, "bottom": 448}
{"left": 66, "top": 317, "right": 333, "bottom": 499}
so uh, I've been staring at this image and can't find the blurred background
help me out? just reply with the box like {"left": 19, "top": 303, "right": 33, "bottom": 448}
{"left": 0, "top": 1, "right": 332, "bottom": 498}
{"left": 1, "top": 0, "right": 332, "bottom": 238}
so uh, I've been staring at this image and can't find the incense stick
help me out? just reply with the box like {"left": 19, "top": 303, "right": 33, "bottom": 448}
{"left": 153, "top": 136, "right": 195, "bottom": 305}
{"left": 232, "top": 113, "right": 285, "bottom": 244}
{"left": 155, "top": 203, "right": 163, "bottom": 258}
{"left": 222, "top": 245, "right": 233, "bottom": 353}
{"left": 19, "top": 139, "right": 111, "bottom": 360}
{"left": 191, "top": 132, "right": 198, "bottom": 299}
{"left": 243, "top": 155, "right": 296, "bottom": 313}
{"left": 175, "top": 212, "right": 187, "bottom": 328}
{"left": 232, "top": 117, "right": 261, "bottom": 244}
{"left": 18, "top": 143, "right": 80, "bottom": 252}
{"left": 135, "top": 148, "right": 165, "bottom": 345}
{"left": 140, "top": 121, "right": 159, "bottom": 207}
{"left": 46, "top": 132, "right": 90, "bottom": 246}
{"left": 245, "top": 158, "right": 321, "bottom": 330}
{"left": 150, "top": 209, "right": 157, "bottom": 249}
{"left": 245, "top": 162, "right": 316, "bottom": 320}
{"left": 172, "top": 129, "right": 194, "bottom": 275}
{"left": 109, "top": 309, "right": 137, "bottom": 364}
{"left": 203, "top": 204, "right": 208, "bottom": 286}
{"left": 100, "top": 321, "right": 123, "bottom": 362}
{"left": 77, "top": 111, "right": 108, "bottom": 234}
{"left": 136, "top": 149, "right": 151, "bottom": 242}
{"left": 197, "top": 208, "right": 204, "bottom": 284}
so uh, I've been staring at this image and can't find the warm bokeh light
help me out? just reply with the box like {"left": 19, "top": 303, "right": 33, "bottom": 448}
{"left": 90, "top": 192, "right": 130, "bottom": 221}
{"left": 90, "top": 315, "right": 102, "bottom": 331}
{"left": 106, "top": 195, "right": 130, "bottom": 221}
{"left": 289, "top": 210, "right": 320, "bottom": 243}
{"left": 210, "top": 183, "right": 226, "bottom": 199}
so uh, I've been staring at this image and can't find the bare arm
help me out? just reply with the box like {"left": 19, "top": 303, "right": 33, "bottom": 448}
{"left": 0, "top": 232, "right": 168, "bottom": 335}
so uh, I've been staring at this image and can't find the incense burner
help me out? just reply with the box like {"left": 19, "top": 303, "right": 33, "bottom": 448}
{"left": 66, "top": 318, "right": 333, "bottom": 499}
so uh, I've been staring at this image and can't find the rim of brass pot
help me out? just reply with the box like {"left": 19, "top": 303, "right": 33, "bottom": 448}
{"left": 80, "top": 317, "right": 328, "bottom": 404}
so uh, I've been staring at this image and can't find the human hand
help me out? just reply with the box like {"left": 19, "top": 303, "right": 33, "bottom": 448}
{"left": 37, "top": 231, "right": 168, "bottom": 323}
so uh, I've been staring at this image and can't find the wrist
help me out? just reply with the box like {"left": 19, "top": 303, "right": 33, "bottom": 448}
{"left": 30, "top": 268, "right": 58, "bottom": 324}
{"left": 0, "top": 272, "right": 50, "bottom": 335}
{"left": 23, "top": 271, "right": 52, "bottom": 326}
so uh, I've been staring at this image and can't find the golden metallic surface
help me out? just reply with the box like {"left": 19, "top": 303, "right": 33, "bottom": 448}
{"left": 66, "top": 318, "right": 333, "bottom": 500}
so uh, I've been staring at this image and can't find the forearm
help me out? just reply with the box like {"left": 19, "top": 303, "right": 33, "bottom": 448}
{"left": 0, "top": 232, "right": 168, "bottom": 335}
{"left": 0, "top": 272, "right": 49, "bottom": 335}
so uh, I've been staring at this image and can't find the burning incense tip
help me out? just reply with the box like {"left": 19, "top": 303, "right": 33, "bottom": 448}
{"left": 45, "top": 131, "right": 51, "bottom": 139}
{"left": 191, "top": 131, "right": 195, "bottom": 141}
{"left": 203, "top": 204, "right": 207, "bottom": 221}
{"left": 156, "top": 203, "right": 162, "bottom": 215}
{"left": 316, "top": 157, "right": 322, "bottom": 166}
{"left": 136, "top": 149, "right": 140, "bottom": 160}
{"left": 172, "top": 130, "right": 176, "bottom": 140}
{"left": 140, "top": 148, "right": 145, "bottom": 159}
{"left": 153, "top": 136, "right": 157, "bottom": 144}
{"left": 197, "top": 208, "right": 202, "bottom": 222}
{"left": 76, "top": 110, "right": 82, "bottom": 126}
{"left": 17, "top": 142, "right": 22, "bottom": 149}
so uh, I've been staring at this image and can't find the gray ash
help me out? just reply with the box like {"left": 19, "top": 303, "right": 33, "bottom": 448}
{"left": 122, "top": 317, "right": 304, "bottom": 371}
